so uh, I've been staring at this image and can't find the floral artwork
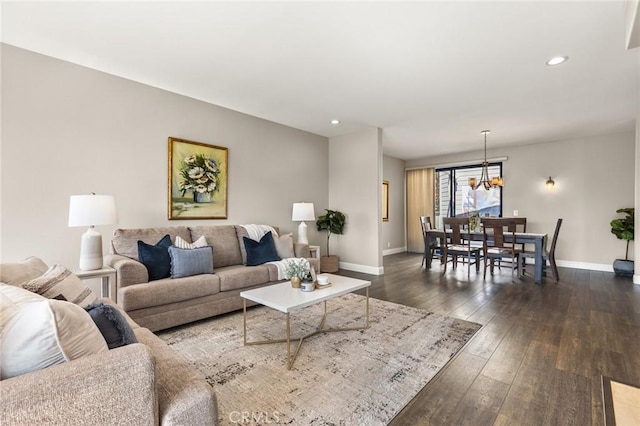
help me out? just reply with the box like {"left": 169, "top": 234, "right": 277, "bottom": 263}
{"left": 179, "top": 154, "right": 221, "bottom": 199}
{"left": 168, "top": 137, "right": 228, "bottom": 219}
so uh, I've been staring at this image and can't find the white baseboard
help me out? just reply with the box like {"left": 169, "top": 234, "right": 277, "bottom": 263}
{"left": 555, "top": 260, "right": 613, "bottom": 272}
{"left": 339, "top": 262, "right": 384, "bottom": 276}
{"left": 501, "top": 258, "right": 615, "bottom": 273}
{"left": 383, "top": 247, "right": 406, "bottom": 256}
{"left": 634, "top": 274, "right": 640, "bottom": 285}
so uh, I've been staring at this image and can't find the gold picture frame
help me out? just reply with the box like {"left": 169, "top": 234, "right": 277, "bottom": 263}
{"left": 382, "top": 180, "right": 389, "bottom": 222}
{"left": 168, "top": 137, "right": 228, "bottom": 219}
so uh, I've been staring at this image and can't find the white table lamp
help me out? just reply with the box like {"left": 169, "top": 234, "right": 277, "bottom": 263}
{"left": 292, "top": 202, "right": 315, "bottom": 245}
{"left": 68, "top": 194, "right": 118, "bottom": 271}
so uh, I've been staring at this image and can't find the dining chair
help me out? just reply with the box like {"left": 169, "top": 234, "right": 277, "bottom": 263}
{"left": 508, "top": 217, "right": 527, "bottom": 247}
{"left": 441, "top": 217, "right": 481, "bottom": 277}
{"left": 420, "top": 216, "right": 443, "bottom": 267}
{"left": 520, "top": 218, "right": 563, "bottom": 282}
{"left": 481, "top": 218, "right": 521, "bottom": 280}
{"left": 502, "top": 217, "right": 527, "bottom": 269}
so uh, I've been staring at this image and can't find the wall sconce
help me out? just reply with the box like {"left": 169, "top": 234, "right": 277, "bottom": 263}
{"left": 545, "top": 176, "right": 555, "bottom": 189}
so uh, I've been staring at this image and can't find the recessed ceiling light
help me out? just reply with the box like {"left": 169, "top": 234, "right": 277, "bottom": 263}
{"left": 330, "top": 119, "right": 340, "bottom": 125}
{"left": 546, "top": 56, "right": 569, "bottom": 66}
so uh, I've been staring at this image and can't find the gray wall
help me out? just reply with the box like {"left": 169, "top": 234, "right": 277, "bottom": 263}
{"left": 383, "top": 154, "right": 406, "bottom": 254}
{"left": 406, "top": 131, "right": 636, "bottom": 269}
{"left": 1, "top": 44, "right": 329, "bottom": 268}
{"left": 329, "top": 128, "right": 383, "bottom": 274}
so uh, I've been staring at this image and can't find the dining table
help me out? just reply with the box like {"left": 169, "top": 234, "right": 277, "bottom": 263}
{"left": 424, "top": 229, "right": 548, "bottom": 284}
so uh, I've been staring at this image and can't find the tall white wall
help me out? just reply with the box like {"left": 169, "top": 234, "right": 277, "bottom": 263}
{"left": 328, "top": 128, "right": 383, "bottom": 274}
{"left": 383, "top": 154, "right": 406, "bottom": 254}
{"left": 1, "top": 45, "right": 329, "bottom": 268}
{"left": 406, "top": 131, "right": 635, "bottom": 270}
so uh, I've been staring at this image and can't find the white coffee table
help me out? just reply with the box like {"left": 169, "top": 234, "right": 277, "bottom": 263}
{"left": 240, "top": 273, "right": 371, "bottom": 370}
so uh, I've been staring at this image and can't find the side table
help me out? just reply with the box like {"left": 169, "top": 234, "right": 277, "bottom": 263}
{"left": 75, "top": 266, "right": 117, "bottom": 302}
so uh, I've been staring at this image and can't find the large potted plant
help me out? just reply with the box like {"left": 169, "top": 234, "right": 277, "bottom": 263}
{"left": 316, "top": 209, "right": 346, "bottom": 273}
{"left": 610, "top": 207, "right": 634, "bottom": 277}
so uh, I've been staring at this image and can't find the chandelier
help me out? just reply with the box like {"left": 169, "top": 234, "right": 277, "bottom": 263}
{"left": 469, "top": 130, "right": 503, "bottom": 190}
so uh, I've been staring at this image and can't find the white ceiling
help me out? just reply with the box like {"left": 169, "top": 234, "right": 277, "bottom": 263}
{"left": 2, "top": 1, "right": 638, "bottom": 160}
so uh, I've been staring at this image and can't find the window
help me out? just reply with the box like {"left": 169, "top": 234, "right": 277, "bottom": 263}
{"left": 434, "top": 163, "right": 503, "bottom": 228}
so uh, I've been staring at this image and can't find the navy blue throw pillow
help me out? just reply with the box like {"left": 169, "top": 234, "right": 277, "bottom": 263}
{"left": 243, "top": 231, "right": 281, "bottom": 266}
{"left": 84, "top": 302, "right": 138, "bottom": 350}
{"left": 137, "top": 234, "right": 172, "bottom": 281}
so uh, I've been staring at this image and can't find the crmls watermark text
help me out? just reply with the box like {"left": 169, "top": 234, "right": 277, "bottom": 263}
{"left": 228, "top": 411, "right": 282, "bottom": 424}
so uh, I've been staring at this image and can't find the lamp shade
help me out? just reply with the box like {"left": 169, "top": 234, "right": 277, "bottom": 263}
{"left": 291, "top": 203, "right": 315, "bottom": 222}
{"left": 68, "top": 195, "right": 118, "bottom": 227}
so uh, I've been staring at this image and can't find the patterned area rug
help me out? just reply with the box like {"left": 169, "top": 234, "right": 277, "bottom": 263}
{"left": 157, "top": 294, "right": 481, "bottom": 425}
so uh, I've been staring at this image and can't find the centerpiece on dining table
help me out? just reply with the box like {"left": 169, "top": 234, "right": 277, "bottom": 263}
{"left": 469, "top": 212, "right": 481, "bottom": 232}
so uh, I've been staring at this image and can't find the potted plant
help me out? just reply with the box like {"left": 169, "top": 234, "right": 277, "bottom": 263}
{"left": 316, "top": 209, "right": 346, "bottom": 273}
{"left": 610, "top": 207, "right": 634, "bottom": 277}
{"left": 284, "top": 258, "right": 310, "bottom": 288}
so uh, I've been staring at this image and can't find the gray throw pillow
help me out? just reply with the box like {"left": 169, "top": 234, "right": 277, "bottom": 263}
{"left": 274, "top": 233, "right": 295, "bottom": 259}
{"left": 168, "top": 246, "right": 214, "bottom": 279}
{"left": 84, "top": 302, "right": 138, "bottom": 350}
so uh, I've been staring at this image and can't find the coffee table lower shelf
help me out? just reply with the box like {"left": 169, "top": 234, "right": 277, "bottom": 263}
{"left": 242, "top": 287, "right": 369, "bottom": 370}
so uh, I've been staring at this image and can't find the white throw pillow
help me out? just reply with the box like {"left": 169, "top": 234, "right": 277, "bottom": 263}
{"left": 22, "top": 264, "right": 97, "bottom": 308}
{"left": 274, "top": 233, "right": 295, "bottom": 259}
{"left": 0, "top": 284, "right": 108, "bottom": 380}
{"left": 174, "top": 235, "right": 208, "bottom": 249}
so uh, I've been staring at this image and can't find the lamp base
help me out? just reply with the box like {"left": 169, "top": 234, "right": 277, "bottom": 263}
{"left": 297, "top": 221, "right": 309, "bottom": 245}
{"left": 79, "top": 227, "right": 104, "bottom": 271}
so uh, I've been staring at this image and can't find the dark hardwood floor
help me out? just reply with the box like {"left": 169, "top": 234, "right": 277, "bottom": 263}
{"left": 340, "top": 252, "right": 640, "bottom": 426}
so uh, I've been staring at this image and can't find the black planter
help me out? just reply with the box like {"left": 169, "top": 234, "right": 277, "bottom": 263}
{"left": 613, "top": 259, "right": 634, "bottom": 277}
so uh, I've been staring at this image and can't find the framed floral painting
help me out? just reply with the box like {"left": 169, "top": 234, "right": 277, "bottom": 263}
{"left": 168, "top": 137, "right": 228, "bottom": 219}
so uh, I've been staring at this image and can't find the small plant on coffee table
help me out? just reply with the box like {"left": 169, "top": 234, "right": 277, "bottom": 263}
{"left": 284, "top": 258, "right": 310, "bottom": 279}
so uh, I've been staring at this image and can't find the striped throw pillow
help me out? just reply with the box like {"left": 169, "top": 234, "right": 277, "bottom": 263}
{"left": 22, "top": 265, "right": 97, "bottom": 308}
{"left": 174, "top": 235, "right": 208, "bottom": 249}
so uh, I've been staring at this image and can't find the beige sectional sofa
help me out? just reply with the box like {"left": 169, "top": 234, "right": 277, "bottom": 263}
{"left": 0, "top": 257, "right": 217, "bottom": 425}
{"left": 107, "top": 225, "right": 319, "bottom": 331}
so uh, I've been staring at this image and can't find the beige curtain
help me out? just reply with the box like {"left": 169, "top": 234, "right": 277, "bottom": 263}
{"left": 406, "top": 168, "right": 435, "bottom": 253}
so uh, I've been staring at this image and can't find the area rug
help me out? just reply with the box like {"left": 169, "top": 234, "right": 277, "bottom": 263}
{"left": 157, "top": 293, "right": 481, "bottom": 425}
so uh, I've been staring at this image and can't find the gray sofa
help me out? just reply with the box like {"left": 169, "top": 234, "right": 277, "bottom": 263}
{"left": 107, "top": 225, "right": 319, "bottom": 331}
{"left": 0, "top": 257, "right": 217, "bottom": 425}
